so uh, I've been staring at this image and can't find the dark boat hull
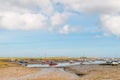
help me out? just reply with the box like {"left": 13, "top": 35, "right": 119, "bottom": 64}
{"left": 49, "top": 63, "right": 57, "bottom": 66}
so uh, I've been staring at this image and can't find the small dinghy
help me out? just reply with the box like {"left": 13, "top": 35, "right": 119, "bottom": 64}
{"left": 111, "top": 61, "right": 119, "bottom": 66}
{"left": 69, "top": 60, "right": 75, "bottom": 64}
{"left": 48, "top": 60, "right": 58, "bottom": 67}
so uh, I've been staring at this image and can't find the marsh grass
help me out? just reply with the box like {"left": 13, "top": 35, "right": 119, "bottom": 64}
{"left": 0, "top": 62, "right": 9, "bottom": 68}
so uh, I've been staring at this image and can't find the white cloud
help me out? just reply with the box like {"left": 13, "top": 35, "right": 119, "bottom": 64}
{"left": 55, "top": 0, "right": 120, "bottom": 14}
{"left": 101, "top": 14, "right": 120, "bottom": 36}
{"left": 1, "top": 0, "right": 120, "bottom": 35}
{"left": 59, "top": 25, "right": 70, "bottom": 34}
{"left": 0, "top": 0, "right": 54, "bottom": 15}
{"left": 51, "top": 12, "right": 71, "bottom": 27}
{"left": 59, "top": 25, "right": 81, "bottom": 34}
{"left": 54, "top": 0, "right": 120, "bottom": 35}
{"left": 0, "top": 0, "right": 36, "bottom": 13}
{"left": 3, "top": 0, "right": 120, "bottom": 15}
{"left": 37, "top": 0, "right": 54, "bottom": 16}
{"left": 0, "top": 0, "right": 53, "bottom": 31}
{"left": 0, "top": 12, "right": 47, "bottom": 30}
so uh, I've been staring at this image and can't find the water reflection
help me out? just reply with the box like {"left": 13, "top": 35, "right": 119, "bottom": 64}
{"left": 27, "top": 61, "right": 105, "bottom": 68}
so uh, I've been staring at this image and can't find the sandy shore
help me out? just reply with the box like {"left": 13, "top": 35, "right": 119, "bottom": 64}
{"left": 0, "top": 64, "right": 120, "bottom": 80}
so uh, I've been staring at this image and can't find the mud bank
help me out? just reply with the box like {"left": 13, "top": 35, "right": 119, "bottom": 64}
{"left": 0, "top": 64, "right": 120, "bottom": 80}
{"left": 64, "top": 64, "right": 120, "bottom": 80}
{"left": 0, "top": 67, "right": 79, "bottom": 80}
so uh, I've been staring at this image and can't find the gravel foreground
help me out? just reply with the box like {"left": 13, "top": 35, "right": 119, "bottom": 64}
{"left": 0, "top": 65, "right": 120, "bottom": 80}
{"left": 0, "top": 67, "right": 79, "bottom": 80}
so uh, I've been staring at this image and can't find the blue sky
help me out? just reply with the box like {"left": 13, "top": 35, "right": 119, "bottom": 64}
{"left": 0, "top": 0, "right": 120, "bottom": 57}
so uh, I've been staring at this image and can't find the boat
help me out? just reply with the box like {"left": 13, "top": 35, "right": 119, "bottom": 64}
{"left": 111, "top": 61, "right": 119, "bottom": 66}
{"left": 103, "top": 61, "right": 119, "bottom": 66}
{"left": 19, "top": 61, "right": 28, "bottom": 66}
{"left": 69, "top": 60, "right": 75, "bottom": 64}
{"left": 48, "top": 60, "right": 58, "bottom": 67}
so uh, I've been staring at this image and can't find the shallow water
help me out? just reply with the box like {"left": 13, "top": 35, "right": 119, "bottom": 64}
{"left": 85, "top": 61, "right": 105, "bottom": 64}
{"left": 27, "top": 61, "right": 105, "bottom": 68}
{"left": 27, "top": 62, "right": 80, "bottom": 68}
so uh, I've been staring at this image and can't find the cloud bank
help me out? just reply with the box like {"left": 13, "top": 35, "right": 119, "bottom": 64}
{"left": 0, "top": 12, "right": 47, "bottom": 30}
{"left": 0, "top": 0, "right": 120, "bottom": 35}
{"left": 101, "top": 15, "right": 120, "bottom": 36}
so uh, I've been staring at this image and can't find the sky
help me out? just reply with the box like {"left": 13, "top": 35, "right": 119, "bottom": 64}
{"left": 0, "top": 0, "right": 120, "bottom": 58}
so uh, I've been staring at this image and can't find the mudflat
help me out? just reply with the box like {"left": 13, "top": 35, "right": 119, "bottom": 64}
{"left": 0, "top": 66, "right": 78, "bottom": 80}
{"left": 65, "top": 64, "right": 120, "bottom": 80}
{"left": 0, "top": 64, "right": 120, "bottom": 80}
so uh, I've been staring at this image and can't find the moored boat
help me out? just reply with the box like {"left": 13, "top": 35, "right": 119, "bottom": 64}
{"left": 69, "top": 60, "right": 75, "bottom": 64}
{"left": 48, "top": 60, "right": 58, "bottom": 67}
{"left": 111, "top": 61, "right": 119, "bottom": 66}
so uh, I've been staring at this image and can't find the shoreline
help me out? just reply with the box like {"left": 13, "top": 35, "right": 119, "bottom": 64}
{"left": 0, "top": 64, "right": 120, "bottom": 80}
